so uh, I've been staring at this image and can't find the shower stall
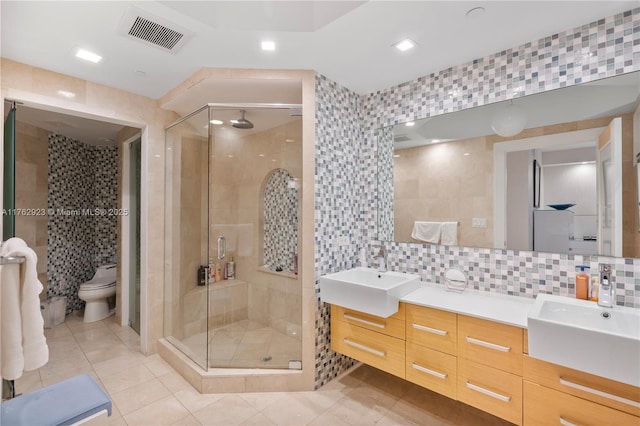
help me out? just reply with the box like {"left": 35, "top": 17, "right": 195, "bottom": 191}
{"left": 164, "top": 104, "right": 303, "bottom": 371}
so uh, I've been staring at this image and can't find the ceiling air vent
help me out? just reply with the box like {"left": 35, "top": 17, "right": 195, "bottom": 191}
{"left": 118, "top": 6, "right": 192, "bottom": 53}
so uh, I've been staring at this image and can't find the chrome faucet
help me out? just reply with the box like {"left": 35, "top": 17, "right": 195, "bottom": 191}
{"left": 598, "top": 264, "right": 613, "bottom": 308}
{"left": 373, "top": 246, "right": 387, "bottom": 272}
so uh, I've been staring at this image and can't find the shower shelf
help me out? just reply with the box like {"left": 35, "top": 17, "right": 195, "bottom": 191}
{"left": 257, "top": 266, "right": 298, "bottom": 280}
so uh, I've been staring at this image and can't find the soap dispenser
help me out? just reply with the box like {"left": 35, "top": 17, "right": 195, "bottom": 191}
{"left": 575, "top": 266, "right": 590, "bottom": 300}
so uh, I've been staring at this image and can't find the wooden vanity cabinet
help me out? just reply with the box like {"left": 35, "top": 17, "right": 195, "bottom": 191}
{"left": 405, "top": 305, "right": 457, "bottom": 399}
{"left": 524, "top": 355, "right": 640, "bottom": 423}
{"left": 524, "top": 381, "right": 639, "bottom": 426}
{"left": 456, "top": 315, "right": 524, "bottom": 425}
{"left": 330, "top": 302, "right": 638, "bottom": 426}
{"left": 330, "top": 305, "right": 406, "bottom": 378}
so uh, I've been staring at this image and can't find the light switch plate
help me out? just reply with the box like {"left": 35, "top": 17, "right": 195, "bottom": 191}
{"left": 472, "top": 218, "right": 487, "bottom": 228}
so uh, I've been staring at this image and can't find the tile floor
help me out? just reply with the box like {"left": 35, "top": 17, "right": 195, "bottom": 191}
{"left": 14, "top": 314, "right": 513, "bottom": 425}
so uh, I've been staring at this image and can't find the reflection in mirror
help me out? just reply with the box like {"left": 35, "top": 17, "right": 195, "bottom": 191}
{"left": 377, "top": 71, "right": 640, "bottom": 258}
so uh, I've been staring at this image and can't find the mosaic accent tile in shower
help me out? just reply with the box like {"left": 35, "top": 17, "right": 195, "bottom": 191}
{"left": 263, "top": 168, "right": 298, "bottom": 272}
{"left": 314, "top": 74, "right": 364, "bottom": 389}
{"left": 47, "top": 134, "right": 118, "bottom": 314}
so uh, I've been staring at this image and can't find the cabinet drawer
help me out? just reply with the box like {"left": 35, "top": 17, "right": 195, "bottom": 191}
{"left": 331, "top": 304, "right": 405, "bottom": 339}
{"left": 458, "top": 315, "right": 523, "bottom": 375}
{"left": 331, "top": 320, "right": 405, "bottom": 378}
{"left": 457, "top": 358, "right": 523, "bottom": 425}
{"left": 406, "top": 304, "right": 457, "bottom": 355}
{"left": 524, "top": 355, "right": 640, "bottom": 416}
{"left": 524, "top": 381, "right": 639, "bottom": 426}
{"left": 406, "top": 342, "right": 456, "bottom": 399}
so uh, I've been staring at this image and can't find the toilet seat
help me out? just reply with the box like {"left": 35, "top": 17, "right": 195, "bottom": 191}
{"left": 80, "top": 278, "right": 116, "bottom": 291}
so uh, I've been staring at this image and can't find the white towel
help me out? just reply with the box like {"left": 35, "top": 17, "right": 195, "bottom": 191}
{"left": 411, "top": 221, "right": 442, "bottom": 243}
{"left": 440, "top": 222, "right": 458, "bottom": 246}
{"left": 1, "top": 238, "right": 49, "bottom": 380}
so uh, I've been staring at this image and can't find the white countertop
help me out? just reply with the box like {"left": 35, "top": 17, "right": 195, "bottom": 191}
{"left": 401, "top": 283, "right": 536, "bottom": 328}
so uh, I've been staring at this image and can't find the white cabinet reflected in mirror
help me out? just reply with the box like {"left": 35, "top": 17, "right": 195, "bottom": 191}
{"left": 377, "top": 71, "right": 640, "bottom": 258}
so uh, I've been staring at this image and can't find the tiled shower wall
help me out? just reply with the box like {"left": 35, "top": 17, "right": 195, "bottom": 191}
{"left": 314, "top": 8, "right": 640, "bottom": 388}
{"left": 47, "top": 134, "right": 118, "bottom": 313}
{"left": 263, "top": 168, "right": 298, "bottom": 271}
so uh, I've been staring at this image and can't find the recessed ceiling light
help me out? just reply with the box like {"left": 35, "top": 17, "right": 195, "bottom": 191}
{"left": 394, "top": 38, "right": 415, "bottom": 52}
{"left": 393, "top": 154, "right": 401, "bottom": 158}
{"left": 464, "top": 152, "right": 471, "bottom": 156}
{"left": 57, "top": 90, "right": 76, "bottom": 98}
{"left": 405, "top": 121, "right": 415, "bottom": 127}
{"left": 285, "top": 138, "right": 295, "bottom": 143}
{"left": 432, "top": 139, "right": 441, "bottom": 143}
{"left": 259, "top": 154, "right": 266, "bottom": 157}
{"left": 75, "top": 48, "right": 102, "bottom": 63}
{"left": 227, "top": 154, "right": 234, "bottom": 158}
{"left": 210, "top": 119, "right": 223, "bottom": 125}
{"left": 261, "top": 41, "right": 276, "bottom": 51}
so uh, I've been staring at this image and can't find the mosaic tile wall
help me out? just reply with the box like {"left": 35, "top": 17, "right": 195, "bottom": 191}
{"left": 314, "top": 74, "right": 363, "bottom": 388}
{"left": 376, "top": 126, "right": 394, "bottom": 242}
{"left": 47, "top": 134, "right": 118, "bottom": 313}
{"left": 263, "top": 168, "right": 298, "bottom": 272}
{"left": 313, "top": 8, "right": 640, "bottom": 388}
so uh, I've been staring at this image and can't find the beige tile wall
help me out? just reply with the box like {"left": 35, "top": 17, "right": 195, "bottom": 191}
{"left": 209, "top": 119, "right": 303, "bottom": 338}
{"left": 14, "top": 120, "right": 49, "bottom": 295}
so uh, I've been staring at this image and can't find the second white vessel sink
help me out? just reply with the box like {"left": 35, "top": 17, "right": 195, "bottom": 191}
{"left": 319, "top": 267, "right": 420, "bottom": 317}
{"left": 528, "top": 293, "right": 640, "bottom": 386}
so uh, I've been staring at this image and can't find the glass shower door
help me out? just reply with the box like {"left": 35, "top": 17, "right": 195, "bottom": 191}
{"left": 164, "top": 106, "right": 211, "bottom": 369}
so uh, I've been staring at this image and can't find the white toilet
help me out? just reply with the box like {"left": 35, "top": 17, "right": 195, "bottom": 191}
{"left": 78, "top": 264, "right": 117, "bottom": 323}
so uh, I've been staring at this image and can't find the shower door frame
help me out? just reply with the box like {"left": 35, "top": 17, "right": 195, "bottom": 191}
{"left": 164, "top": 102, "right": 303, "bottom": 371}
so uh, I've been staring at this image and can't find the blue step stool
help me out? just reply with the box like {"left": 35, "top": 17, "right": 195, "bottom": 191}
{"left": 1, "top": 374, "right": 111, "bottom": 426}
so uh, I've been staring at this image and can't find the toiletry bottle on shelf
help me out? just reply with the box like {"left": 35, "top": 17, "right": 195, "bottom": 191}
{"left": 227, "top": 256, "right": 235, "bottom": 280}
{"left": 215, "top": 262, "right": 222, "bottom": 282}
{"left": 590, "top": 274, "right": 599, "bottom": 302}
{"left": 198, "top": 265, "right": 207, "bottom": 286}
{"left": 575, "top": 266, "right": 590, "bottom": 300}
{"left": 208, "top": 258, "right": 215, "bottom": 283}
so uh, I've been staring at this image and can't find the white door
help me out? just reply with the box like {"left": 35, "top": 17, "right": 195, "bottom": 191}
{"left": 597, "top": 118, "right": 623, "bottom": 256}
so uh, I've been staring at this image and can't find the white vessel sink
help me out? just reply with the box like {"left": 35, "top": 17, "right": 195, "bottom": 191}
{"left": 528, "top": 294, "right": 640, "bottom": 386}
{"left": 319, "top": 267, "right": 421, "bottom": 317}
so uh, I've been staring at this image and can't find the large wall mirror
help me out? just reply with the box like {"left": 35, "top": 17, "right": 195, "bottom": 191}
{"left": 377, "top": 71, "right": 640, "bottom": 258}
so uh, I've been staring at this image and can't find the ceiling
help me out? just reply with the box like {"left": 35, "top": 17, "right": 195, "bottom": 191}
{"left": 1, "top": 1, "right": 637, "bottom": 144}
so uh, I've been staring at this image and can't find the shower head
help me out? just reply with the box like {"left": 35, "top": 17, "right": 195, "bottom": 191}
{"left": 231, "top": 110, "right": 254, "bottom": 129}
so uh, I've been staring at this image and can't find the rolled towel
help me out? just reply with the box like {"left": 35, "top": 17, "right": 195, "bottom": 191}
{"left": 1, "top": 238, "right": 49, "bottom": 379}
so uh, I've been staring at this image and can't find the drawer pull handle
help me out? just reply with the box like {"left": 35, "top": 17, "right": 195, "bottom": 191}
{"left": 412, "top": 323, "right": 448, "bottom": 336}
{"left": 465, "top": 381, "right": 511, "bottom": 402}
{"left": 343, "top": 339, "right": 385, "bottom": 358}
{"left": 559, "top": 417, "right": 579, "bottom": 426}
{"left": 465, "top": 336, "right": 511, "bottom": 352}
{"left": 412, "top": 363, "right": 447, "bottom": 379}
{"left": 343, "top": 314, "right": 385, "bottom": 329}
{"left": 559, "top": 377, "right": 640, "bottom": 409}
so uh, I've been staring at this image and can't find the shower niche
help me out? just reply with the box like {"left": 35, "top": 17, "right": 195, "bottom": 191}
{"left": 260, "top": 168, "right": 299, "bottom": 275}
{"left": 164, "top": 103, "right": 303, "bottom": 371}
